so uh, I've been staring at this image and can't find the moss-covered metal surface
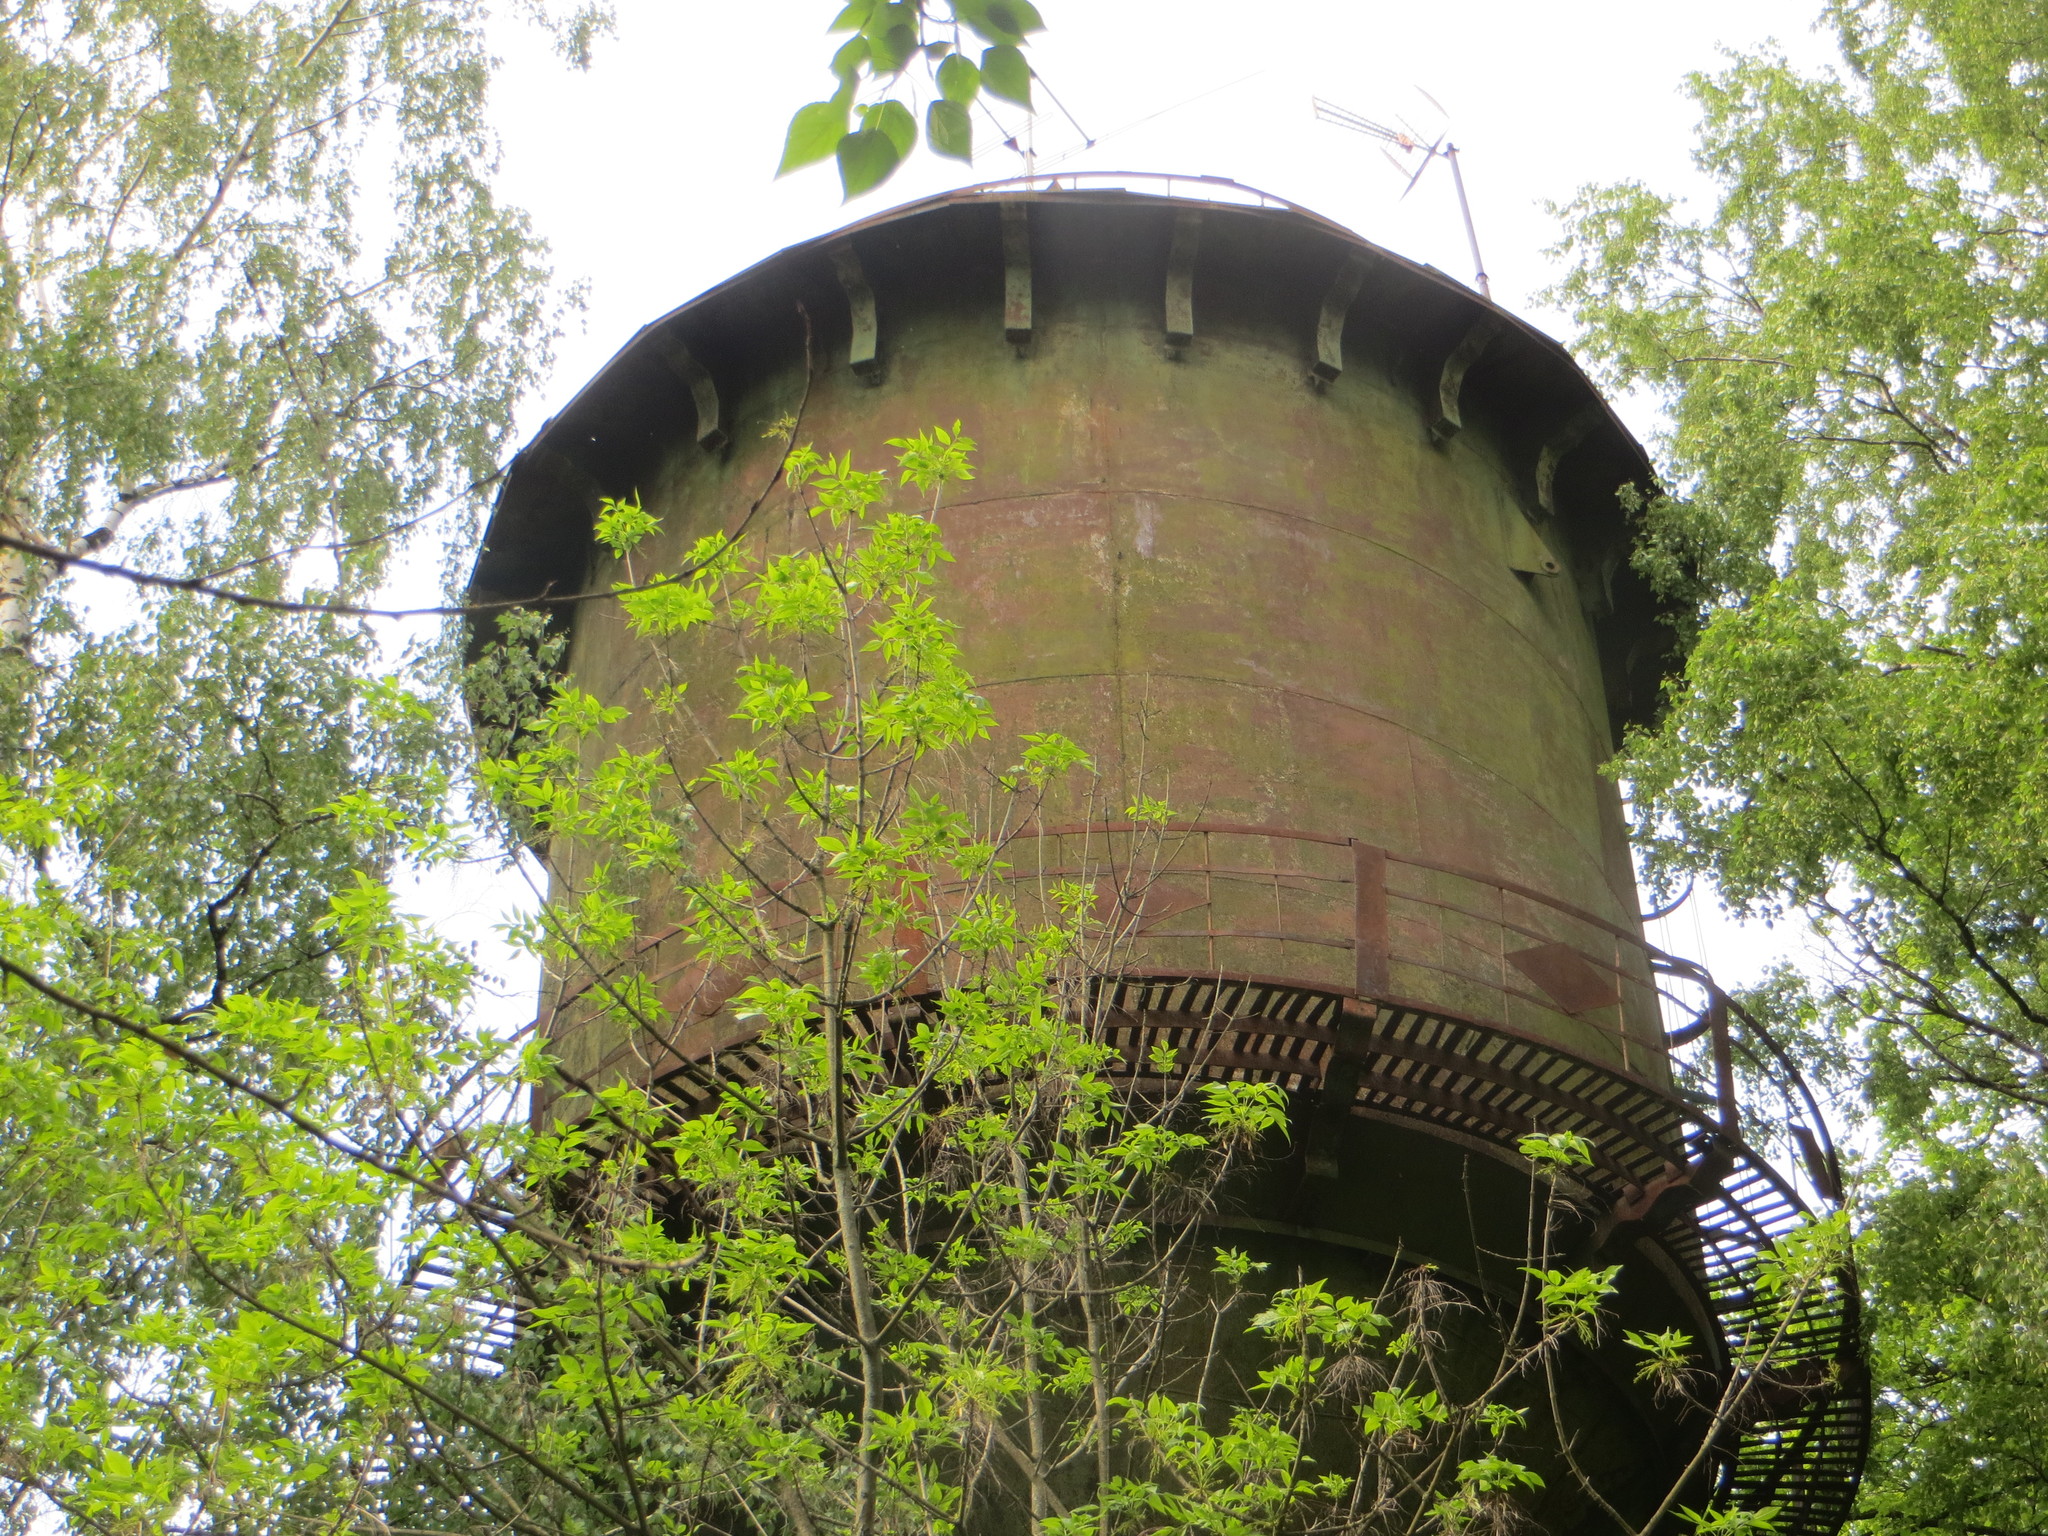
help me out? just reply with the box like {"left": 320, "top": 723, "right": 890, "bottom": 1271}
{"left": 484, "top": 191, "right": 1676, "bottom": 1089}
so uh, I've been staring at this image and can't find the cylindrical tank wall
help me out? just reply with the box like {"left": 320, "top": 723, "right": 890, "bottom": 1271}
{"left": 471, "top": 189, "right": 1719, "bottom": 1534}
{"left": 517, "top": 193, "right": 1673, "bottom": 1089}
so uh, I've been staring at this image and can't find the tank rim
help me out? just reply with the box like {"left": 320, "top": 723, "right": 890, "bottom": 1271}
{"left": 468, "top": 170, "right": 1691, "bottom": 730}
{"left": 494, "top": 170, "right": 1654, "bottom": 517}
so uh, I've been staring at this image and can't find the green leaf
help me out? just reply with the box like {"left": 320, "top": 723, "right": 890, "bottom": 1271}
{"left": 779, "top": 94, "right": 854, "bottom": 176}
{"left": 864, "top": 1, "right": 919, "bottom": 72}
{"left": 829, "top": 35, "right": 871, "bottom": 80}
{"left": 936, "top": 51, "right": 980, "bottom": 103}
{"left": 869, "top": 98, "right": 917, "bottom": 158}
{"left": 862, "top": 0, "right": 918, "bottom": 36}
{"left": 927, "top": 99, "right": 972, "bottom": 162}
{"left": 1459, "top": 1455, "right": 1544, "bottom": 1493}
{"left": 837, "top": 128, "right": 903, "bottom": 199}
{"left": 828, "top": 0, "right": 876, "bottom": 31}
{"left": 594, "top": 493, "right": 660, "bottom": 557}
{"left": 989, "top": 0, "right": 1046, "bottom": 35}
{"left": 957, "top": 0, "right": 1044, "bottom": 44}
{"left": 869, "top": 25, "right": 918, "bottom": 73}
{"left": 980, "top": 44, "right": 1031, "bottom": 107}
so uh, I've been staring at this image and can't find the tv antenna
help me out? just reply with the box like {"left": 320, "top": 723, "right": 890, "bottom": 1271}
{"left": 982, "top": 76, "right": 1096, "bottom": 183}
{"left": 1312, "top": 95, "right": 1491, "bottom": 301}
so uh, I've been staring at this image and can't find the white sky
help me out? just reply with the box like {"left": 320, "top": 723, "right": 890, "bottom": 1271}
{"left": 426, "top": 0, "right": 1845, "bottom": 1015}
{"left": 490, "top": 0, "right": 1840, "bottom": 446}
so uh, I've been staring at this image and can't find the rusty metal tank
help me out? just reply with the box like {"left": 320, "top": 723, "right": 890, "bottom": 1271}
{"left": 481, "top": 178, "right": 1675, "bottom": 1075}
{"left": 470, "top": 175, "right": 1865, "bottom": 1536}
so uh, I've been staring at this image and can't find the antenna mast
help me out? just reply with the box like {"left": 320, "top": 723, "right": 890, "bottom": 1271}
{"left": 1438, "top": 142, "right": 1490, "bottom": 301}
{"left": 1312, "top": 96, "right": 1492, "bottom": 301}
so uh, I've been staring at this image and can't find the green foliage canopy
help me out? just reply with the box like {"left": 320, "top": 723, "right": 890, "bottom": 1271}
{"left": 0, "top": 2, "right": 603, "bottom": 1525}
{"left": 0, "top": 0, "right": 603, "bottom": 591}
{"left": 0, "top": 0, "right": 611, "bottom": 1022}
{"left": 1552, "top": 3, "right": 2048, "bottom": 1529}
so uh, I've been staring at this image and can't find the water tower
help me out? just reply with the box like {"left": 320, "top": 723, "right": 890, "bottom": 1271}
{"left": 469, "top": 177, "right": 1865, "bottom": 1534}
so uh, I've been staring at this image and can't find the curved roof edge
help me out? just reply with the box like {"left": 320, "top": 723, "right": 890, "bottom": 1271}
{"left": 471, "top": 174, "right": 1681, "bottom": 730}
{"left": 514, "top": 173, "right": 1651, "bottom": 483}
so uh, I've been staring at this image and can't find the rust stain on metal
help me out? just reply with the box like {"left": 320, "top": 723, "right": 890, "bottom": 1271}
{"left": 1506, "top": 941, "right": 1622, "bottom": 1016}
{"left": 1352, "top": 842, "right": 1390, "bottom": 997}
{"left": 1093, "top": 877, "right": 1208, "bottom": 933}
